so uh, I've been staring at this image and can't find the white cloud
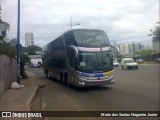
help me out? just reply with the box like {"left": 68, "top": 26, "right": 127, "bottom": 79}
{"left": 0, "top": 0, "right": 159, "bottom": 47}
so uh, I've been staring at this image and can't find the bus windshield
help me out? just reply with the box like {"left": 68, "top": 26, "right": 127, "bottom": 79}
{"left": 78, "top": 51, "right": 113, "bottom": 72}
{"left": 74, "top": 30, "right": 110, "bottom": 47}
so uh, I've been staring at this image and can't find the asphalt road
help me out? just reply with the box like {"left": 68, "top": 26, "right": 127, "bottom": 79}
{"left": 27, "top": 64, "right": 160, "bottom": 120}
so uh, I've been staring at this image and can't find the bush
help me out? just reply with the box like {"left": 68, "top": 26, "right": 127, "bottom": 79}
{"left": 0, "top": 44, "right": 30, "bottom": 78}
{"left": 0, "top": 44, "right": 16, "bottom": 58}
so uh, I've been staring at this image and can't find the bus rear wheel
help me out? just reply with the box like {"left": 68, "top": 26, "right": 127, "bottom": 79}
{"left": 64, "top": 73, "right": 68, "bottom": 86}
{"left": 64, "top": 73, "right": 70, "bottom": 87}
{"left": 45, "top": 70, "right": 50, "bottom": 78}
{"left": 60, "top": 72, "right": 63, "bottom": 84}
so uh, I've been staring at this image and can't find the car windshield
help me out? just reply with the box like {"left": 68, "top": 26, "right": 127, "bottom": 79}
{"left": 125, "top": 60, "right": 135, "bottom": 63}
{"left": 113, "top": 57, "right": 117, "bottom": 62}
{"left": 78, "top": 51, "right": 113, "bottom": 72}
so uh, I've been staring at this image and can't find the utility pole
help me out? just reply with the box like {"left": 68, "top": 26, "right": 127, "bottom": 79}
{"left": 0, "top": 4, "right": 2, "bottom": 19}
{"left": 17, "top": 0, "right": 21, "bottom": 84}
{"left": 70, "top": 17, "right": 72, "bottom": 29}
{"left": 68, "top": 17, "right": 80, "bottom": 29}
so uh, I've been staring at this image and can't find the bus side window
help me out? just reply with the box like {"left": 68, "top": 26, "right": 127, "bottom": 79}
{"left": 64, "top": 32, "right": 76, "bottom": 45}
{"left": 68, "top": 48, "right": 77, "bottom": 69}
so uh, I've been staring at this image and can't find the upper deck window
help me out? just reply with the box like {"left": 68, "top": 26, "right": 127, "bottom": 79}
{"left": 74, "top": 30, "right": 110, "bottom": 47}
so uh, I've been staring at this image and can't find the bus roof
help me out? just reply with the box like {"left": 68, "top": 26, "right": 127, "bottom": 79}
{"left": 42, "top": 28, "right": 106, "bottom": 48}
{"left": 64, "top": 28, "right": 105, "bottom": 34}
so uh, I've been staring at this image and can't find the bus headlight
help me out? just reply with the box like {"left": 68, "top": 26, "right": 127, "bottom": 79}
{"left": 79, "top": 81, "right": 85, "bottom": 85}
{"left": 104, "top": 70, "right": 113, "bottom": 76}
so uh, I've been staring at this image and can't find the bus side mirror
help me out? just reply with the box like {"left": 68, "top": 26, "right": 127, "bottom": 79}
{"left": 69, "top": 45, "right": 78, "bottom": 58}
{"left": 110, "top": 45, "right": 120, "bottom": 57}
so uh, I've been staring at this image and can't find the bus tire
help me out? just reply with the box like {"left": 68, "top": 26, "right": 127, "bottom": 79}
{"left": 64, "top": 73, "right": 67, "bottom": 86}
{"left": 121, "top": 65, "right": 124, "bottom": 69}
{"left": 64, "top": 73, "right": 70, "bottom": 87}
{"left": 60, "top": 72, "right": 63, "bottom": 84}
{"left": 46, "top": 70, "right": 50, "bottom": 79}
{"left": 45, "top": 69, "right": 48, "bottom": 77}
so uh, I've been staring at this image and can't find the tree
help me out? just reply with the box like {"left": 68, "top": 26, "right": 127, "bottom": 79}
{"left": 0, "top": 43, "right": 30, "bottom": 78}
{"left": 137, "top": 49, "right": 157, "bottom": 61}
{"left": 27, "top": 45, "right": 42, "bottom": 55}
{"left": 0, "top": 43, "right": 16, "bottom": 58}
{"left": 20, "top": 53, "right": 30, "bottom": 78}
{"left": 149, "top": 22, "right": 160, "bottom": 42}
{"left": 0, "top": 19, "right": 10, "bottom": 44}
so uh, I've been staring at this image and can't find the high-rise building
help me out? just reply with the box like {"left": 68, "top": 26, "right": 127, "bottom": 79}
{"left": 25, "top": 32, "right": 34, "bottom": 48}
{"left": 118, "top": 42, "right": 145, "bottom": 55}
{"left": 118, "top": 44, "right": 129, "bottom": 55}
{"left": 128, "top": 42, "right": 144, "bottom": 53}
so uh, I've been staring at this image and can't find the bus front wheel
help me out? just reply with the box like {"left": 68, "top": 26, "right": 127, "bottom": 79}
{"left": 64, "top": 73, "right": 70, "bottom": 87}
{"left": 64, "top": 73, "right": 68, "bottom": 86}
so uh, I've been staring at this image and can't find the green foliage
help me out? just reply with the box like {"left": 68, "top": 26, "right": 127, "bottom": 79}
{"left": 27, "top": 45, "right": 42, "bottom": 55}
{"left": 137, "top": 49, "right": 157, "bottom": 61}
{"left": 20, "top": 53, "right": 30, "bottom": 63}
{"left": 0, "top": 42, "right": 30, "bottom": 79}
{"left": 0, "top": 44, "right": 16, "bottom": 58}
{"left": 0, "top": 43, "right": 30, "bottom": 63}
{"left": 21, "top": 47, "right": 27, "bottom": 53}
{"left": 149, "top": 22, "right": 160, "bottom": 42}
{"left": 0, "top": 19, "right": 10, "bottom": 44}
{"left": 19, "top": 48, "right": 29, "bottom": 79}
{"left": 137, "top": 49, "right": 157, "bottom": 57}
{"left": 19, "top": 48, "right": 30, "bottom": 79}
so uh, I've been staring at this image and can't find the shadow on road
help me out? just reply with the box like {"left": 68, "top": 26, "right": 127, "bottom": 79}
{"left": 45, "top": 76, "right": 113, "bottom": 92}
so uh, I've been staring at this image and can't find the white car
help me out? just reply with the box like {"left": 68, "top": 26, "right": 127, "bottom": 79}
{"left": 113, "top": 61, "right": 119, "bottom": 67}
{"left": 121, "top": 58, "right": 138, "bottom": 70}
{"left": 136, "top": 58, "right": 143, "bottom": 63}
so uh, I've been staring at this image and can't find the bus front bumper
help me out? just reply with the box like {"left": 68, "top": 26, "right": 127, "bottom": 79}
{"left": 78, "top": 75, "right": 115, "bottom": 87}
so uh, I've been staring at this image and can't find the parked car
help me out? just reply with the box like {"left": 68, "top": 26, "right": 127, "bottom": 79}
{"left": 113, "top": 60, "right": 119, "bottom": 67}
{"left": 113, "top": 57, "right": 119, "bottom": 67}
{"left": 121, "top": 58, "right": 138, "bottom": 70}
{"left": 154, "top": 58, "right": 160, "bottom": 63}
{"left": 136, "top": 58, "right": 143, "bottom": 63}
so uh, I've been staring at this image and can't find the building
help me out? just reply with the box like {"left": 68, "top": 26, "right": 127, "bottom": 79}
{"left": 25, "top": 32, "right": 34, "bottom": 48}
{"left": 152, "top": 41, "right": 160, "bottom": 53}
{"left": 128, "top": 42, "right": 144, "bottom": 53}
{"left": 0, "top": 5, "right": 10, "bottom": 44}
{"left": 28, "top": 51, "right": 42, "bottom": 67}
{"left": 10, "top": 38, "right": 17, "bottom": 47}
{"left": 35, "top": 51, "right": 42, "bottom": 55}
{"left": 118, "top": 44, "right": 129, "bottom": 55}
{"left": 117, "top": 42, "right": 145, "bottom": 57}
{"left": 5, "top": 37, "right": 10, "bottom": 43}
{"left": 28, "top": 55, "right": 42, "bottom": 67}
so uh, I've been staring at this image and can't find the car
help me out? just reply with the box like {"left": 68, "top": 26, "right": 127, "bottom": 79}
{"left": 136, "top": 58, "right": 143, "bottom": 63}
{"left": 121, "top": 58, "right": 138, "bottom": 70}
{"left": 154, "top": 58, "right": 160, "bottom": 63}
{"left": 113, "top": 60, "right": 119, "bottom": 67}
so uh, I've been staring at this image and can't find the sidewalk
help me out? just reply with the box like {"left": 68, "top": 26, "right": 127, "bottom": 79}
{"left": 0, "top": 71, "right": 40, "bottom": 120}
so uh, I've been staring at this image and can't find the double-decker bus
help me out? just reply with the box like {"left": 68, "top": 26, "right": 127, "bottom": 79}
{"left": 42, "top": 29, "right": 119, "bottom": 87}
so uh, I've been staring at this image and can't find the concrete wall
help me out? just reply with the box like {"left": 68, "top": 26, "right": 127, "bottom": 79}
{"left": 0, "top": 54, "right": 17, "bottom": 97}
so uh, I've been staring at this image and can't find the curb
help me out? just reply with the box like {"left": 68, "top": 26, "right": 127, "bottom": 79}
{"left": 27, "top": 86, "right": 39, "bottom": 111}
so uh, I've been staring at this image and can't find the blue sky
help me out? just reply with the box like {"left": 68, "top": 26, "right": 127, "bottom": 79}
{"left": 0, "top": 0, "right": 159, "bottom": 47}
